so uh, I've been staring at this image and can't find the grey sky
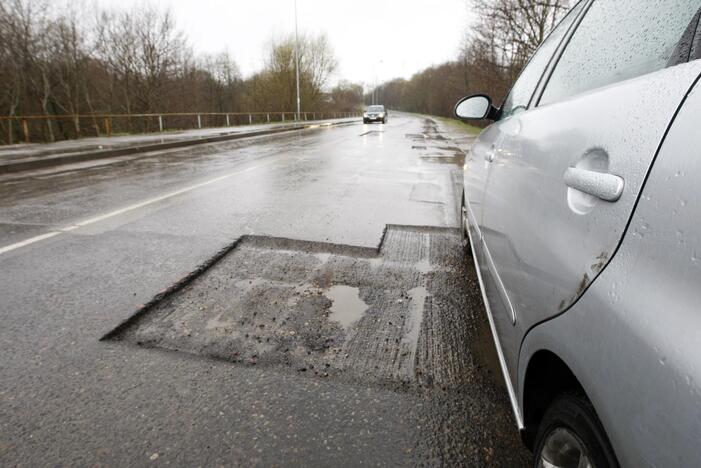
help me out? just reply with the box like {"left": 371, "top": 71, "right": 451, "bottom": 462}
{"left": 95, "top": 0, "right": 471, "bottom": 88}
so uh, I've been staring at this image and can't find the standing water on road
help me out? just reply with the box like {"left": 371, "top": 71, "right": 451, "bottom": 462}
{"left": 324, "top": 285, "right": 369, "bottom": 330}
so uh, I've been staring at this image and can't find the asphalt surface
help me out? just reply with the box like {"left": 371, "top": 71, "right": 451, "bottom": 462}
{"left": 0, "top": 114, "right": 530, "bottom": 466}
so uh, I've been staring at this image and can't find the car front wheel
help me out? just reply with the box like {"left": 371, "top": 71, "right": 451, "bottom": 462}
{"left": 460, "top": 193, "right": 469, "bottom": 252}
{"left": 533, "top": 394, "right": 618, "bottom": 468}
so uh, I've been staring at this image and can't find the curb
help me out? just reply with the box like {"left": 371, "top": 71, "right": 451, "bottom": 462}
{"left": 0, "top": 119, "right": 357, "bottom": 175}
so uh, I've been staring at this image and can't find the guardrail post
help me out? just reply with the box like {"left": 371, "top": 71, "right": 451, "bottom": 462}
{"left": 249, "top": 114, "right": 252, "bottom": 125}
{"left": 267, "top": 113, "right": 270, "bottom": 123}
{"left": 74, "top": 115, "right": 81, "bottom": 137}
{"left": 282, "top": 113, "right": 285, "bottom": 122}
{"left": 226, "top": 114, "right": 230, "bottom": 126}
{"left": 303, "top": 112, "right": 307, "bottom": 121}
{"left": 22, "top": 120, "right": 29, "bottom": 143}
{"left": 158, "top": 115, "right": 163, "bottom": 133}
{"left": 197, "top": 114, "right": 202, "bottom": 129}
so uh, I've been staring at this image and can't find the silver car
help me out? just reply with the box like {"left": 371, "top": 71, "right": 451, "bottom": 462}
{"left": 454, "top": 1, "right": 701, "bottom": 467}
{"left": 363, "top": 105, "right": 388, "bottom": 124}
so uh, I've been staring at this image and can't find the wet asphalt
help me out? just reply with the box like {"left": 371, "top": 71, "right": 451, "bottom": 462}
{"left": 0, "top": 114, "right": 530, "bottom": 466}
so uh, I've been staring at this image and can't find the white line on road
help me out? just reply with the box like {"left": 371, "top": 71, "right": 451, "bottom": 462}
{"left": 0, "top": 231, "right": 62, "bottom": 255}
{"left": 0, "top": 163, "right": 267, "bottom": 256}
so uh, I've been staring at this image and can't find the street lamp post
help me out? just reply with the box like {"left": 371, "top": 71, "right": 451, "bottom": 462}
{"left": 373, "top": 60, "right": 383, "bottom": 105}
{"left": 294, "top": 0, "right": 301, "bottom": 121}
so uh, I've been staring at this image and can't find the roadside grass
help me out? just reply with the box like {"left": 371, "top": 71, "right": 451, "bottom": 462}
{"left": 432, "top": 116, "right": 482, "bottom": 136}
{"left": 396, "top": 110, "right": 482, "bottom": 136}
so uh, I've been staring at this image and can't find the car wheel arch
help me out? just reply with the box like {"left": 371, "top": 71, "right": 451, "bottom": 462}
{"left": 520, "top": 349, "right": 587, "bottom": 449}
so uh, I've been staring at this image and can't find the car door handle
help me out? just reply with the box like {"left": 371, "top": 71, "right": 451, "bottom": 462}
{"left": 484, "top": 145, "right": 496, "bottom": 163}
{"left": 564, "top": 167, "right": 624, "bottom": 202}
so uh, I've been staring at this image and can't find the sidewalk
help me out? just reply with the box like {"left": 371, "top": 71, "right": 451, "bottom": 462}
{"left": 0, "top": 118, "right": 358, "bottom": 174}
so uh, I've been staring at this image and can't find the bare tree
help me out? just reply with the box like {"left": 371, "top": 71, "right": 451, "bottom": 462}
{"left": 370, "top": 0, "right": 571, "bottom": 119}
{"left": 0, "top": 0, "right": 345, "bottom": 144}
{"left": 469, "top": 0, "right": 570, "bottom": 81}
{"left": 95, "top": 4, "right": 187, "bottom": 115}
{"left": 247, "top": 32, "right": 337, "bottom": 111}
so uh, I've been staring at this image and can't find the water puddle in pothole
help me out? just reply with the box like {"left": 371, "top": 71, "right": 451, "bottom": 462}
{"left": 324, "top": 285, "right": 368, "bottom": 330}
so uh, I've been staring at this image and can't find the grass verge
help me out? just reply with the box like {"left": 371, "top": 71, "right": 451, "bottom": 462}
{"left": 432, "top": 116, "right": 482, "bottom": 136}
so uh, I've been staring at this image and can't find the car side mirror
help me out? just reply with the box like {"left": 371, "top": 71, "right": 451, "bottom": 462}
{"left": 454, "top": 94, "right": 498, "bottom": 121}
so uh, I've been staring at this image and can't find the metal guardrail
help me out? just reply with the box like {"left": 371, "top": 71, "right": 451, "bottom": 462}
{"left": 0, "top": 111, "right": 362, "bottom": 145}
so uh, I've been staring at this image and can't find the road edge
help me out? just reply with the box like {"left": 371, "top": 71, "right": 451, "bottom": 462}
{"left": 0, "top": 119, "right": 358, "bottom": 174}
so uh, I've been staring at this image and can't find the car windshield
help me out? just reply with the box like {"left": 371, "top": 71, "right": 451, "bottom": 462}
{"left": 367, "top": 106, "right": 384, "bottom": 112}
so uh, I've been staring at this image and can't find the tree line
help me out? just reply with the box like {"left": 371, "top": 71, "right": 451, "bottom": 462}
{"left": 0, "top": 0, "right": 361, "bottom": 144}
{"left": 368, "top": 0, "right": 570, "bottom": 119}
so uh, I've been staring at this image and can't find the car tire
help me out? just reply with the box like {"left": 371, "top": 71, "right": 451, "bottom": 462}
{"left": 533, "top": 393, "right": 619, "bottom": 468}
{"left": 460, "top": 192, "right": 471, "bottom": 255}
{"left": 382, "top": 118, "right": 386, "bottom": 124}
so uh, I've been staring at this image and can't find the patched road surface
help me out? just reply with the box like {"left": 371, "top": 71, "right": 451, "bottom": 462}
{"left": 0, "top": 115, "right": 530, "bottom": 466}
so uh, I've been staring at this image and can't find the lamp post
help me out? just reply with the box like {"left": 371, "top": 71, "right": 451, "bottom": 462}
{"left": 294, "top": 0, "right": 301, "bottom": 121}
{"left": 373, "top": 60, "right": 383, "bottom": 105}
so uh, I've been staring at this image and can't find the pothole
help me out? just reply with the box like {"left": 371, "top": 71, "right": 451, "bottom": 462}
{"left": 103, "top": 226, "right": 484, "bottom": 391}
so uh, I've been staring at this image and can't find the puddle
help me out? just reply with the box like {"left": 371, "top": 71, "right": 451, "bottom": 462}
{"left": 420, "top": 154, "right": 465, "bottom": 165}
{"left": 324, "top": 285, "right": 368, "bottom": 330}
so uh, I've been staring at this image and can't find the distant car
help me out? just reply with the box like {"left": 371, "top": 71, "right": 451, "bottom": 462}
{"left": 454, "top": 1, "right": 701, "bottom": 467}
{"left": 363, "top": 105, "right": 387, "bottom": 124}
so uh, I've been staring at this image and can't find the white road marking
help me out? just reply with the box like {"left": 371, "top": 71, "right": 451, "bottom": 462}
{"left": 0, "top": 231, "right": 62, "bottom": 255}
{"left": 0, "top": 163, "right": 266, "bottom": 256}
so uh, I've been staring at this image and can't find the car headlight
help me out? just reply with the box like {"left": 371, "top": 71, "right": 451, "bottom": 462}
{"left": 363, "top": 113, "right": 368, "bottom": 117}
{"left": 379, "top": 113, "right": 385, "bottom": 118}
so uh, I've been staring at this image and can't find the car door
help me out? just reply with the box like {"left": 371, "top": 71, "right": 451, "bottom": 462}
{"left": 479, "top": 0, "right": 701, "bottom": 385}
{"left": 464, "top": 0, "right": 586, "bottom": 270}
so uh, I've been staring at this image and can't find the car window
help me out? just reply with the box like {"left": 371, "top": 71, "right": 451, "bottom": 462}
{"left": 540, "top": 0, "right": 700, "bottom": 106}
{"left": 499, "top": 1, "right": 585, "bottom": 119}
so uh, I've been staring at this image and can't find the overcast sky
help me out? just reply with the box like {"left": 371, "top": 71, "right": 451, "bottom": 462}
{"left": 95, "top": 0, "right": 471, "bottom": 88}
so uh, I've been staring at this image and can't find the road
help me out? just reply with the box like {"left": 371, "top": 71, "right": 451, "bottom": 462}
{"left": 0, "top": 114, "right": 530, "bottom": 466}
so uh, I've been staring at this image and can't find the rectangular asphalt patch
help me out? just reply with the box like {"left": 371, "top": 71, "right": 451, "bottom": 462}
{"left": 103, "top": 225, "right": 487, "bottom": 391}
